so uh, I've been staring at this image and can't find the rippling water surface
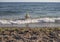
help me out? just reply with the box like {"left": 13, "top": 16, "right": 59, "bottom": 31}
{"left": 0, "top": 2, "right": 60, "bottom": 19}
{"left": 0, "top": 2, "right": 60, "bottom": 27}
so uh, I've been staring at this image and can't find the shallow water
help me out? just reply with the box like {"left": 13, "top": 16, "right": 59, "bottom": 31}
{"left": 0, "top": 23, "right": 60, "bottom": 27}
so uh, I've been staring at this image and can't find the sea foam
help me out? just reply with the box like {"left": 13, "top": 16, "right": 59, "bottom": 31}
{"left": 0, "top": 18, "right": 60, "bottom": 24}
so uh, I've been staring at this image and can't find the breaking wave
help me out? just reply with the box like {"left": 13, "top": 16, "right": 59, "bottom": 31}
{"left": 0, "top": 17, "right": 60, "bottom": 24}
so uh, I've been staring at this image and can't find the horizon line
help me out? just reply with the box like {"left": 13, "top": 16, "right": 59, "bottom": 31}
{"left": 0, "top": 1, "right": 60, "bottom": 3}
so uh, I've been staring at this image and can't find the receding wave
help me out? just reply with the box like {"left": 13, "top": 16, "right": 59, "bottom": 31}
{"left": 0, "top": 18, "right": 60, "bottom": 25}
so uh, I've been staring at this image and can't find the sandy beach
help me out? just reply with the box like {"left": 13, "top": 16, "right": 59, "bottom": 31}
{"left": 0, "top": 27, "right": 60, "bottom": 42}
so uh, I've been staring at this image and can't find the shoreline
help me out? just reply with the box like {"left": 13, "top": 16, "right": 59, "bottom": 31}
{"left": 0, "top": 23, "right": 60, "bottom": 27}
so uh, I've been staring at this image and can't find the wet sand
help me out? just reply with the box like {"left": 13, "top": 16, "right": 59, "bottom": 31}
{"left": 0, "top": 23, "right": 60, "bottom": 28}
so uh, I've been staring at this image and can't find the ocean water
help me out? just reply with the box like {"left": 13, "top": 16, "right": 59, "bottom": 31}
{"left": 0, "top": 2, "right": 60, "bottom": 27}
{"left": 0, "top": 2, "right": 60, "bottom": 19}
